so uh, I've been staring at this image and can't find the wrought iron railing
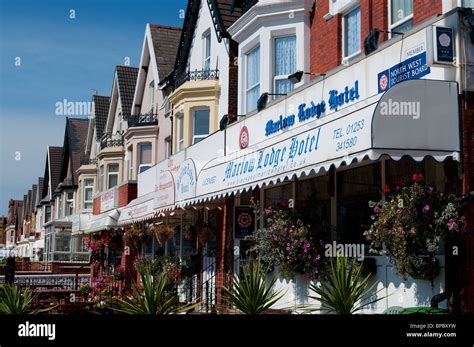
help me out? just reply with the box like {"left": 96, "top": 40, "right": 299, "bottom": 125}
{"left": 122, "top": 111, "right": 159, "bottom": 128}
{"left": 80, "top": 158, "right": 98, "bottom": 166}
{"left": 100, "top": 135, "right": 124, "bottom": 150}
{"left": 175, "top": 69, "right": 219, "bottom": 89}
{"left": 0, "top": 274, "right": 90, "bottom": 290}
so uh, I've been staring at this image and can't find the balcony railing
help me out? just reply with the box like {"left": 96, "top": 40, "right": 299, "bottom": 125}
{"left": 122, "top": 111, "right": 159, "bottom": 128}
{"left": 175, "top": 69, "right": 219, "bottom": 89}
{"left": 100, "top": 135, "right": 124, "bottom": 150}
{"left": 80, "top": 158, "right": 98, "bottom": 166}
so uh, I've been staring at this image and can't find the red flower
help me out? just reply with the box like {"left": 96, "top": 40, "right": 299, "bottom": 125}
{"left": 412, "top": 173, "right": 424, "bottom": 182}
{"left": 383, "top": 184, "right": 391, "bottom": 193}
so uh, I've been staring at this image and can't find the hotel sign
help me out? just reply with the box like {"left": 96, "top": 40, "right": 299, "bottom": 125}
{"left": 377, "top": 52, "right": 430, "bottom": 93}
{"left": 175, "top": 159, "right": 197, "bottom": 203}
{"left": 265, "top": 81, "right": 360, "bottom": 137}
{"left": 197, "top": 102, "right": 374, "bottom": 196}
{"left": 197, "top": 80, "right": 459, "bottom": 199}
{"left": 100, "top": 187, "right": 118, "bottom": 213}
{"left": 154, "top": 170, "right": 175, "bottom": 209}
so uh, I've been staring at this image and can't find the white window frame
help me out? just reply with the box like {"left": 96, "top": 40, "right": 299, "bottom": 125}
{"left": 342, "top": 5, "right": 361, "bottom": 60}
{"left": 149, "top": 80, "right": 155, "bottom": 112}
{"left": 273, "top": 35, "right": 297, "bottom": 97}
{"left": 245, "top": 45, "right": 260, "bottom": 114}
{"left": 138, "top": 142, "right": 152, "bottom": 174}
{"left": 176, "top": 114, "right": 184, "bottom": 152}
{"left": 45, "top": 206, "right": 51, "bottom": 223}
{"left": 99, "top": 165, "right": 104, "bottom": 192}
{"left": 192, "top": 108, "right": 210, "bottom": 145}
{"left": 165, "top": 137, "right": 172, "bottom": 159}
{"left": 107, "top": 163, "right": 119, "bottom": 189}
{"left": 203, "top": 30, "right": 211, "bottom": 71}
{"left": 65, "top": 191, "right": 74, "bottom": 216}
{"left": 83, "top": 179, "right": 94, "bottom": 210}
{"left": 388, "top": 0, "right": 414, "bottom": 36}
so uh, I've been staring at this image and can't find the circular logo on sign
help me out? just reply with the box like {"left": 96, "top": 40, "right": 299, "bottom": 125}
{"left": 439, "top": 33, "right": 451, "bottom": 47}
{"left": 379, "top": 73, "right": 388, "bottom": 91}
{"left": 237, "top": 212, "right": 252, "bottom": 228}
{"left": 239, "top": 126, "right": 249, "bottom": 149}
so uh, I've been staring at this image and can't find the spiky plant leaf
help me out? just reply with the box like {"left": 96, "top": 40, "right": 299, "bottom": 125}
{"left": 223, "top": 261, "right": 285, "bottom": 314}
{"left": 308, "top": 257, "right": 384, "bottom": 314}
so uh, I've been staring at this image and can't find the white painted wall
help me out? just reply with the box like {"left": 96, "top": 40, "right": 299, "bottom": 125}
{"left": 186, "top": 1, "right": 230, "bottom": 116}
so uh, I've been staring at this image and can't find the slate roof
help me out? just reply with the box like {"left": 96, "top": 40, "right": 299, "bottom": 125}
{"left": 92, "top": 95, "right": 110, "bottom": 140}
{"left": 30, "top": 185, "right": 37, "bottom": 215}
{"left": 36, "top": 178, "right": 44, "bottom": 207}
{"left": 45, "top": 146, "right": 64, "bottom": 198}
{"left": 115, "top": 66, "right": 139, "bottom": 116}
{"left": 213, "top": 0, "right": 242, "bottom": 32}
{"left": 60, "top": 118, "right": 89, "bottom": 187}
{"left": 149, "top": 25, "right": 182, "bottom": 81}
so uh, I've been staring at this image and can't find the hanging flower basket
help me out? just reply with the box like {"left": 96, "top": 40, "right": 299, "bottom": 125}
{"left": 197, "top": 225, "right": 215, "bottom": 246}
{"left": 407, "top": 256, "right": 439, "bottom": 280}
{"left": 365, "top": 173, "right": 465, "bottom": 281}
{"left": 183, "top": 225, "right": 196, "bottom": 241}
{"left": 153, "top": 224, "right": 176, "bottom": 247}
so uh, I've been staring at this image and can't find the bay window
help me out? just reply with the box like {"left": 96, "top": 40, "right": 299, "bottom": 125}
{"left": 84, "top": 179, "right": 94, "bottom": 210}
{"left": 245, "top": 46, "right": 260, "bottom": 113}
{"left": 107, "top": 163, "right": 119, "bottom": 189}
{"left": 192, "top": 108, "right": 210, "bottom": 144}
{"left": 274, "top": 36, "right": 296, "bottom": 96}
{"left": 389, "top": 0, "right": 413, "bottom": 34}
{"left": 343, "top": 6, "right": 361, "bottom": 58}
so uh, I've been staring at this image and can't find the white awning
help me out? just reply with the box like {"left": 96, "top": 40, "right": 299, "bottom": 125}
{"left": 86, "top": 208, "right": 121, "bottom": 234}
{"left": 118, "top": 193, "right": 156, "bottom": 226}
{"left": 33, "top": 239, "right": 44, "bottom": 249}
{"left": 182, "top": 80, "right": 460, "bottom": 206}
{"left": 71, "top": 213, "right": 92, "bottom": 235}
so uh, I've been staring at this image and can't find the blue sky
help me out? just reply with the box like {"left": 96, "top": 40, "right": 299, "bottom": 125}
{"left": 0, "top": 0, "right": 186, "bottom": 215}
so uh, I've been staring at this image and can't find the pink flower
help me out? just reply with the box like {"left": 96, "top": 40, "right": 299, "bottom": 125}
{"left": 447, "top": 218, "right": 456, "bottom": 230}
{"left": 423, "top": 204, "right": 430, "bottom": 213}
{"left": 373, "top": 207, "right": 380, "bottom": 213}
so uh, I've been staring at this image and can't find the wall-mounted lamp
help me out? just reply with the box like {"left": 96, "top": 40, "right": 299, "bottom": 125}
{"left": 257, "top": 92, "right": 287, "bottom": 112}
{"left": 219, "top": 114, "right": 229, "bottom": 131}
{"left": 287, "top": 71, "right": 326, "bottom": 84}
{"left": 364, "top": 29, "right": 404, "bottom": 55}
